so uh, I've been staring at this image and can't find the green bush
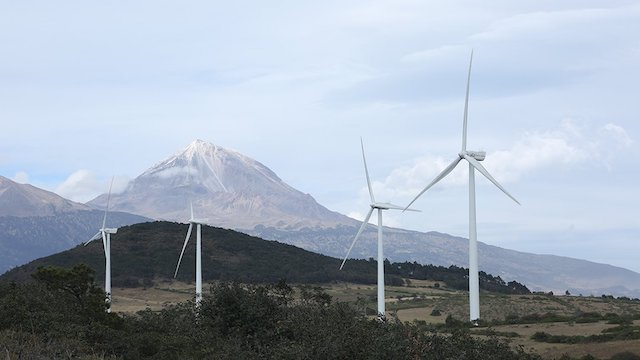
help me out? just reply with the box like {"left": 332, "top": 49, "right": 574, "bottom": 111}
{"left": 0, "top": 265, "right": 543, "bottom": 359}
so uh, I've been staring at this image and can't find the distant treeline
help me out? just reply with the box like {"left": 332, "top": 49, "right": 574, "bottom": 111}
{"left": 385, "top": 260, "right": 531, "bottom": 294}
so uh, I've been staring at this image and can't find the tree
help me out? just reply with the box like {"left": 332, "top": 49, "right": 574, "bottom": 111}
{"left": 32, "top": 264, "right": 108, "bottom": 316}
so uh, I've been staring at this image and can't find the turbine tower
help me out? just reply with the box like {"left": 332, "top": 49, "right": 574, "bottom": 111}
{"left": 340, "top": 138, "right": 419, "bottom": 322}
{"left": 405, "top": 51, "right": 520, "bottom": 322}
{"left": 174, "top": 165, "right": 208, "bottom": 306}
{"left": 85, "top": 177, "right": 118, "bottom": 313}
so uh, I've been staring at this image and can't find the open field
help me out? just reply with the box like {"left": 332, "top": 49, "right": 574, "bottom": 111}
{"left": 110, "top": 279, "right": 640, "bottom": 359}
{"left": 111, "top": 280, "right": 193, "bottom": 312}
{"left": 478, "top": 320, "right": 640, "bottom": 359}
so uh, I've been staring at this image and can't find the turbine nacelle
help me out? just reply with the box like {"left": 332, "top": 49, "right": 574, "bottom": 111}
{"left": 460, "top": 150, "right": 486, "bottom": 161}
{"left": 371, "top": 202, "right": 419, "bottom": 212}
{"left": 189, "top": 218, "right": 209, "bottom": 225}
{"left": 102, "top": 228, "right": 118, "bottom": 234}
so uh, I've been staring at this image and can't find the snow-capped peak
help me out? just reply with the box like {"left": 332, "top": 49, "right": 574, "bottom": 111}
{"left": 87, "top": 139, "right": 346, "bottom": 229}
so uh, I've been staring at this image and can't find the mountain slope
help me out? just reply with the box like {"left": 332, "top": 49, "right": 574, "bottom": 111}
{"left": 88, "top": 140, "right": 348, "bottom": 229}
{"left": 0, "top": 176, "right": 150, "bottom": 273}
{"left": 0, "top": 221, "right": 383, "bottom": 286}
{"left": 1, "top": 221, "right": 532, "bottom": 297}
{"left": 251, "top": 225, "right": 640, "bottom": 298}
{"left": 0, "top": 175, "right": 88, "bottom": 216}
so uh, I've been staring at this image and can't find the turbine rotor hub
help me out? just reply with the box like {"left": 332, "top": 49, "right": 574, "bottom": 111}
{"left": 461, "top": 150, "right": 486, "bottom": 161}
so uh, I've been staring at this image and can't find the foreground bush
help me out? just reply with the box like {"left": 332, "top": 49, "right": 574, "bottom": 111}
{"left": 0, "top": 265, "right": 542, "bottom": 359}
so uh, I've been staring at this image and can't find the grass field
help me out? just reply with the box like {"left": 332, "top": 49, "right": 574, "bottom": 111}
{"left": 110, "top": 279, "right": 640, "bottom": 359}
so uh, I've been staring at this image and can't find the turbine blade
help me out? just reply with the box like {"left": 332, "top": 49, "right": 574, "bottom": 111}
{"left": 361, "top": 138, "right": 375, "bottom": 203}
{"left": 463, "top": 154, "right": 520, "bottom": 205}
{"left": 102, "top": 176, "right": 115, "bottom": 229}
{"left": 403, "top": 157, "right": 462, "bottom": 211}
{"left": 101, "top": 231, "right": 108, "bottom": 259}
{"left": 340, "top": 208, "right": 374, "bottom": 270}
{"left": 84, "top": 231, "right": 102, "bottom": 245}
{"left": 384, "top": 203, "right": 421, "bottom": 212}
{"left": 187, "top": 157, "right": 195, "bottom": 219}
{"left": 174, "top": 224, "right": 194, "bottom": 278}
{"left": 462, "top": 50, "right": 473, "bottom": 152}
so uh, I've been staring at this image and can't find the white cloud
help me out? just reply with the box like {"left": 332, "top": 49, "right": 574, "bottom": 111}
{"left": 55, "top": 170, "right": 129, "bottom": 203}
{"left": 488, "top": 118, "right": 590, "bottom": 182}
{"left": 600, "top": 123, "right": 633, "bottom": 148}
{"left": 12, "top": 171, "right": 29, "bottom": 184}
{"left": 359, "top": 119, "right": 632, "bottom": 203}
{"left": 152, "top": 166, "right": 193, "bottom": 179}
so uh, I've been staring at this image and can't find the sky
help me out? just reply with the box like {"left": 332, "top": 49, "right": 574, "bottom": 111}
{"left": 1, "top": 1, "right": 639, "bottom": 272}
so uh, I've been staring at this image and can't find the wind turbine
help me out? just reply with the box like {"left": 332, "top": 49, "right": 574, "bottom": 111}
{"left": 85, "top": 177, "right": 118, "bottom": 313}
{"left": 340, "top": 138, "right": 419, "bottom": 322}
{"left": 404, "top": 51, "right": 520, "bottom": 322}
{"left": 174, "top": 166, "right": 208, "bottom": 306}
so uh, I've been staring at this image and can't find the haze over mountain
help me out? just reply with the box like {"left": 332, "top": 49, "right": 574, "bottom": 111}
{"left": 0, "top": 176, "right": 149, "bottom": 273}
{"left": 86, "top": 140, "right": 640, "bottom": 297}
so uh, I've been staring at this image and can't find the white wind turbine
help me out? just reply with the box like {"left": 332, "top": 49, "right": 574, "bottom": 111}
{"left": 85, "top": 177, "right": 118, "bottom": 313}
{"left": 404, "top": 51, "right": 520, "bottom": 322}
{"left": 340, "top": 138, "right": 419, "bottom": 321}
{"left": 174, "top": 167, "right": 208, "bottom": 306}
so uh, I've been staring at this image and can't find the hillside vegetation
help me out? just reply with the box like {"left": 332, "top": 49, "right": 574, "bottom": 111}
{"left": 0, "top": 265, "right": 541, "bottom": 359}
{"left": 1, "top": 221, "right": 529, "bottom": 295}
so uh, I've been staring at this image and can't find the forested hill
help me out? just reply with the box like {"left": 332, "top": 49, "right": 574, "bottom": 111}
{"left": 1, "top": 221, "right": 529, "bottom": 294}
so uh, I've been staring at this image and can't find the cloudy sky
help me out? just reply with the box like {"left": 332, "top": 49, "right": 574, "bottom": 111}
{"left": 1, "top": 1, "right": 639, "bottom": 272}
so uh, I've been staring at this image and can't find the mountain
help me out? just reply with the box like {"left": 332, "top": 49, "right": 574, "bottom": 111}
{"left": 85, "top": 140, "right": 640, "bottom": 298}
{"left": 88, "top": 139, "right": 347, "bottom": 230}
{"left": 0, "top": 176, "right": 150, "bottom": 273}
{"left": 0, "top": 175, "right": 88, "bottom": 217}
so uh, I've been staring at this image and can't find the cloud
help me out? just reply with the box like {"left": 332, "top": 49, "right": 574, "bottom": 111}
{"left": 490, "top": 119, "right": 634, "bottom": 179}
{"left": 488, "top": 119, "right": 590, "bottom": 182}
{"left": 361, "top": 119, "right": 632, "bottom": 202}
{"left": 600, "top": 123, "right": 633, "bottom": 148}
{"left": 12, "top": 171, "right": 29, "bottom": 184}
{"left": 55, "top": 170, "right": 129, "bottom": 203}
{"left": 152, "top": 166, "right": 194, "bottom": 179}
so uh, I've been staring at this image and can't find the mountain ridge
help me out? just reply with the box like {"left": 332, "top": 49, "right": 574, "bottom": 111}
{"left": 0, "top": 175, "right": 89, "bottom": 217}
{"left": 0, "top": 176, "right": 150, "bottom": 273}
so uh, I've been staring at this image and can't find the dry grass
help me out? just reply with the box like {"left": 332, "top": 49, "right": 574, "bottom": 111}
{"left": 108, "top": 279, "right": 640, "bottom": 359}
{"left": 396, "top": 307, "right": 447, "bottom": 324}
{"left": 477, "top": 321, "right": 640, "bottom": 359}
{"left": 111, "top": 279, "right": 195, "bottom": 313}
